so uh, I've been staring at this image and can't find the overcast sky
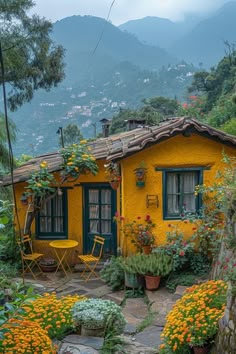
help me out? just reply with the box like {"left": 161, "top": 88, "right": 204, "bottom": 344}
{"left": 32, "top": 0, "right": 233, "bottom": 24}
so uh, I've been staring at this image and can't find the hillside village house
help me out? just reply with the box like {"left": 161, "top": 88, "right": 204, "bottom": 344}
{"left": 2, "top": 117, "right": 236, "bottom": 257}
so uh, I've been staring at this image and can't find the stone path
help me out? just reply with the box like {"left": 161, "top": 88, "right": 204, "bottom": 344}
{"left": 20, "top": 271, "right": 185, "bottom": 354}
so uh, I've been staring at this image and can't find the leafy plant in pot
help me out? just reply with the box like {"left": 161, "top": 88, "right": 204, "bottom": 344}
{"left": 122, "top": 255, "right": 146, "bottom": 288}
{"left": 139, "top": 253, "right": 172, "bottom": 290}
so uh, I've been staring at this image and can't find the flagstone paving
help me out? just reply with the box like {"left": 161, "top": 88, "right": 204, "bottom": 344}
{"left": 19, "top": 271, "right": 186, "bottom": 353}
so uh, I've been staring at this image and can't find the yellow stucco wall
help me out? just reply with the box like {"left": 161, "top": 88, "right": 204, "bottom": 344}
{"left": 14, "top": 134, "right": 236, "bottom": 256}
{"left": 15, "top": 160, "right": 110, "bottom": 255}
{"left": 120, "top": 134, "right": 236, "bottom": 252}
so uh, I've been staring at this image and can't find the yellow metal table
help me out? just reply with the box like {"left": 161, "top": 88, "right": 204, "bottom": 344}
{"left": 49, "top": 240, "right": 78, "bottom": 277}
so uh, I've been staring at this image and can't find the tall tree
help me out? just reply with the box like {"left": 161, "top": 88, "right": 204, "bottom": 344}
{"left": 0, "top": 0, "right": 65, "bottom": 111}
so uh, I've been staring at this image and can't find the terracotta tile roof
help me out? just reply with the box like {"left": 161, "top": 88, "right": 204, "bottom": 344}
{"left": 1, "top": 117, "right": 236, "bottom": 186}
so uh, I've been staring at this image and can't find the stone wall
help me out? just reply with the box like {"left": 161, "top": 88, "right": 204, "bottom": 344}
{"left": 211, "top": 208, "right": 236, "bottom": 353}
{"left": 212, "top": 283, "right": 236, "bottom": 354}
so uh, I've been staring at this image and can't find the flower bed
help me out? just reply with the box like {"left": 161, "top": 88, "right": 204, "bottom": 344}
{"left": 160, "top": 280, "right": 227, "bottom": 353}
{"left": 22, "top": 292, "right": 86, "bottom": 339}
{"left": 1, "top": 319, "right": 56, "bottom": 353}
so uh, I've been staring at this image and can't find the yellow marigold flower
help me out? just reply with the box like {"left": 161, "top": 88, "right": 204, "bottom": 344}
{"left": 80, "top": 140, "right": 87, "bottom": 144}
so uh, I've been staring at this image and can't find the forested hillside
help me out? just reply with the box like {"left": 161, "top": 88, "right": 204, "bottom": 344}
{"left": 11, "top": 15, "right": 197, "bottom": 157}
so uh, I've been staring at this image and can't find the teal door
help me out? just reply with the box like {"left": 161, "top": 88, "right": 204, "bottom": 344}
{"left": 83, "top": 184, "right": 117, "bottom": 255}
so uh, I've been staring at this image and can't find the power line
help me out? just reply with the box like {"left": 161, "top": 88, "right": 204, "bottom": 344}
{"left": 92, "top": 0, "right": 116, "bottom": 56}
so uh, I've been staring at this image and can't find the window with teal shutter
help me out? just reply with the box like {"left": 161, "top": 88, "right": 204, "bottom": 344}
{"left": 163, "top": 169, "right": 203, "bottom": 219}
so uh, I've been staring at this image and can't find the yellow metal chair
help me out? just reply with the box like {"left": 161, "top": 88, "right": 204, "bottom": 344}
{"left": 78, "top": 235, "right": 105, "bottom": 282}
{"left": 18, "top": 235, "right": 44, "bottom": 279}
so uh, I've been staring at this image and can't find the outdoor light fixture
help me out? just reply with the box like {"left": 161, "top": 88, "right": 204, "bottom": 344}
{"left": 20, "top": 193, "right": 28, "bottom": 206}
{"left": 56, "top": 126, "right": 64, "bottom": 147}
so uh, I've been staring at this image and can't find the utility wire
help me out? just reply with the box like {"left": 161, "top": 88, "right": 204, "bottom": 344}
{"left": 92, "top": 0, "right": 116, "bottom": 55}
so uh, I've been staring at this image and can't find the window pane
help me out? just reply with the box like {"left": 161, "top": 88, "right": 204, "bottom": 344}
{"left": 101, "top": 220, "right": 111, "bottom": 233}
{"left": 89, "top": 205, "right": 99, "bottom": 219}
{"left": 183, "top": 194, "right": 196, "bottom": 212}
{"left": 41, "top": 199, "right": 52, "bottom": 216}
{"left": 167, "top": 173, "right": 179, "bottom": 194}
{"left": 40, "top": 217, "right": 52, "bottom": 232}
{"left": 90, "top": 220, "right": 99, "bottom": 233}
{"left": 53, "top": 217, "right": 64, "bottom": 232}
{"left": 53, "top": 195, "right": 63, "bottom": 217}
{"left": 167, "top": 195, "right": 180, "bottom": 214}
{"left": 101, "top": 189, "right": 111, "bottom": 204}
{"left": 183, "top": 173, "right": 196, "bottom": 193}
{"left": 101, "top": 205, "right": 111, "bottom": 219}
{"left": 89, "top": 190, "right": 99, "bottom": 203}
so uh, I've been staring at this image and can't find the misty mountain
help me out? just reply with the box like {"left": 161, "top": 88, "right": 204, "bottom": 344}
{"left": 119, "top": 2, "right": 236, "bottom": 68}
{"left": 170, "top": 1, "right": 236, "bottom": 67}
{"left": 51, "top": 15, "right": 175, "bottom": 83}
{"left": 119, "top": 15, "right": 200, "bottom": 50}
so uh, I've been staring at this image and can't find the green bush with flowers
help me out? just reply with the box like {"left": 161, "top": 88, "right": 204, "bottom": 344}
{"left": 114, "top": 213, "right": 156, "bottom": 251}
{"left": 152, "top": 224, "right": 194, "bottom": 272}
{"left": 60, "top": 140, "right": 98, "bottom": 182}
{"left": 159, "top": 280, "right": 227, "bottom": 353}
{"left": 25, "top": 160, "right": 56, "bottom": 199}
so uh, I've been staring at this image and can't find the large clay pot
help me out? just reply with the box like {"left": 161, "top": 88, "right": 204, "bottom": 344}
{"left": 192, "top": 346, "right": 209, "bottom": 354}
{"left": 81, "top": 325, "right": 105, "bottom": 337}
{"left": 145, "top": 275, "right": 161, "bottom": 290}
{"left": 125, "top": 272, "right": 139, "bottom": 288}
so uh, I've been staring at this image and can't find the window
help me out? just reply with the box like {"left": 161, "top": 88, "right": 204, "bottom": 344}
{"left": 163, "top": 169, "right": 202, "bottom": 219}
{"left": 36, "top": 190, "right": 68, "bottom": 239}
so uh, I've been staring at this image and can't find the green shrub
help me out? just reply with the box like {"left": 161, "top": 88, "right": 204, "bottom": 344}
{"left": 100, "top": 256, "right": 125, "bottom": 291}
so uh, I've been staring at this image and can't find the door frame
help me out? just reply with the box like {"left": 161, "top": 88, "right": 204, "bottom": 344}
{"left": 82, "top": 183, "right": 117, "bottom": 255}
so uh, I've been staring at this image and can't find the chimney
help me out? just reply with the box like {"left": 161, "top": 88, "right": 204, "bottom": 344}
{"left": 126, "top": 119, "right": 147, "bottom": 131}
{"left": 100, "top": 118, "right": 111, "bottom": 137}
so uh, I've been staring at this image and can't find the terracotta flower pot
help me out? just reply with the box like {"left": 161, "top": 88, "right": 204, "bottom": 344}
{"left": 142, "top": 245, "right": 152, "bottom": 254}
{"left": 145, "top": 275, "right": 161, "bottom": 290}
{"left": 109, "top": 181, "right": 120, "bottom": 190}
{"left": 192, "top": 345, "right": 209, "bottom": 354}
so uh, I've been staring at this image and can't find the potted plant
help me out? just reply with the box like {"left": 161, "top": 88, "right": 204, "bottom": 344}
{"left": 104, "top": 162, "right": 121, "bottom": 190}
{"left": 39, "top": 257, "right": 58, "bottom": 272}
{"left": 138, "top": 253, "right": 172, "bottom": 290}
{"left": 114, "top": 214, "right": 156, "bottom": 253}
{"left": 122, "top": 255, "right": 146, "bottom": 288}
{"left": 72, "top": 298, "right": 126, "bottom": 337}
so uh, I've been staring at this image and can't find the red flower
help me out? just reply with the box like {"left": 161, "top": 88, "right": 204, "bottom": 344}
{"left": 179, "top": 250, "right": 185, "bottom": 257}
{"left": 145, "top": 215, "right": 151, "bottom": 221}
{"left": 120, "top": 216, "right": 125, "bottom": 221}
{"left": 115, "top": 211, "right": 119, "bottom": 217}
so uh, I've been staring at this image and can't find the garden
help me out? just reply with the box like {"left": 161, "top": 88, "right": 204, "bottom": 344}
{"left": 0, "top": 155, "right": 235, "bottom": 353}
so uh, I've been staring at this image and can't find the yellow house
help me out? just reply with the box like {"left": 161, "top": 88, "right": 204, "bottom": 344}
{"left": 2, "top": 117, "right": 236, "bottom": 257}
